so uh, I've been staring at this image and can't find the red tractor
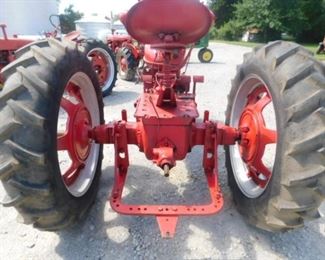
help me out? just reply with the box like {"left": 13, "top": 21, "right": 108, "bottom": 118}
{"left": 0, "top": 0, "right": 324, "bottom": 238}
{"left": 107, "top": 33, "right": 143, "bottom": 81}
{"left": 0, "top": 23, "right": 117, "bottom": 96}
{"left": 0, "top": 24, "right": 33, "bottom": 88}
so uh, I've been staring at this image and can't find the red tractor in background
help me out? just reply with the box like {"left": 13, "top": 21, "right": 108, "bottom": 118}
{"left": 0, "top": 24, "right": 33, "bottom": 88}
{"left": 107, "top": 33, "right": 143, "bottom": 81}
{"left": 0, "top": 0, "right": 324, "bottom": 238}
{"left": 0, "top": 21, "right": 118, "bottom": 96}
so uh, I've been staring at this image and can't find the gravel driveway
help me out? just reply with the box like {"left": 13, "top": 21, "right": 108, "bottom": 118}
{"left": 1, "top": 42, "right": 324, "bottom": 260}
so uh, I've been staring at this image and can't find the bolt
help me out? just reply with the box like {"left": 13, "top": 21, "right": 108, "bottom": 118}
{"left": 163, "top": 164, "right": 170, "bottom": 177}
{"left": 240, "top": 127, "right": 250, "bottom": 133}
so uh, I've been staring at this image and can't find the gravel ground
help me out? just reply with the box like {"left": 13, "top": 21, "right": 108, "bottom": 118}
{"left": 1, "top": 42, "right": 325, "bottom": 260}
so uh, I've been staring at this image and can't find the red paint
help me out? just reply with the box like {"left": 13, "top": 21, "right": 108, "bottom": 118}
{"left": 239, "top": 86, "right": 277, "bottom": 188}
{"left": 0, "top": 25, "right": 34, "bottom": 85}
{"left": 88, "top": 50, "right": 110, "bottom": 87}
{"left": 121, "top": 0, "right": 215, "bottom": 45}
{"left": 86, "top": 0, "right": 244, "bottom": 237}
{"left": 57, "top": 83, "right": 92, "bottom": 187}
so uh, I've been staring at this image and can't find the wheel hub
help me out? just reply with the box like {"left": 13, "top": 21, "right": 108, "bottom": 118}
{"left": 239, "top": 110, "right": 260, "bottom": 163}
{"left": 72, "top": 106, "right": 92, "bottom": 161}
{"left": 203, "top": 51, "right": 212, "bottom": 61}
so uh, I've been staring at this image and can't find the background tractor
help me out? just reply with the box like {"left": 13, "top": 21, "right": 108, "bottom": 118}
{"left": 107, "top": 33, "right": 143, "bottom": 82}
{"left": 0, "top": 0, "right": 324, "bottom": 238}
{"left": 0, "top": 20, "right": 117, "bottom": 97}
{"left": 0, "top": 24, "right": 33, "bottom": 88}
{"left": 196, "top": 34, "right": 214, "bottom": 63}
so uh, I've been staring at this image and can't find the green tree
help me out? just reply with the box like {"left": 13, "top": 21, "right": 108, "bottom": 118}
{"left": 295, "top": 0, "right": 325, "bottom": 42}
{"left": 214, "top": 0, "right": 325, "bottom": 42}
{"left": 208, "top": 0, "right": 239, "bottom": 28}
{"left": 233, "top": 0, "right": 283, "bottom": 41}
{"left": 59, "top": 5, "right": 84, "bottom": 34}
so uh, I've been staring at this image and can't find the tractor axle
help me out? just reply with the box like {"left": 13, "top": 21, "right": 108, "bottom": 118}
{"left": 89, "top": 108, "right": 239, "bottom": 238}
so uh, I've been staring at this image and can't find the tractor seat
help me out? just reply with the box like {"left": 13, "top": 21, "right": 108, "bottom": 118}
{"left": 120, "top": 0, "right": 215, "bottom": 45}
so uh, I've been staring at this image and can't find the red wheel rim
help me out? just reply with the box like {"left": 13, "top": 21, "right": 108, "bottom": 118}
{"left": 238, "top": 86, "right": 277, "bottom": 188}
{"left": 119, "top": 56, "right": 128, "bottom": 73}
{"left": 229, "top": 75, "right": 278, "bottom": 198}
{"left": 57, "top": 82, "right": 93, "bottom": 187}
{"left": 88, "top": 49, "right": 110, "bottom": 88}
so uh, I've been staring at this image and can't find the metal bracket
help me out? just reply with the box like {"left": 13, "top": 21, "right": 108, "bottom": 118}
{"left": 109, "top": 121, "right": 224, "bottom": 238}
{"left": 156, "top": 216, "right": 178, "bottom": 238}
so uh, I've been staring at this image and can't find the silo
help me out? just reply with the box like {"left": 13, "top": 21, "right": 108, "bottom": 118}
{"left": 75, "top": 16, "right": 111, "bottom": 42}
{"left": 0, "top": 0, "right": 59, "bottom": 36}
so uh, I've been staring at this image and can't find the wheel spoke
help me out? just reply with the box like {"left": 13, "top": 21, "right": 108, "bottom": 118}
{"left": 63, "top": 161, "right": 83, "bottom": 187}
{"left": 247, "top": 87, "right": 265, "bottom": 105}
{"left": 261, "top": 127, "right": 277, "bottom": 145}
{"left": 60, "top": 97, "right": 79, "bottom": 115}
{"left": 65, "top": 83, "right": 83, "bottom": 103}
{"left": 254, "top": 94, "right": 271, "bottom": 113}
{"left": 250, "top": 160, "right": 272, "bottom": 188}
{"left": 57, "top": 132, "right": 70, "bottom": 151}
{"left": 90, "top": 53, "right": 105, "bottom": 67}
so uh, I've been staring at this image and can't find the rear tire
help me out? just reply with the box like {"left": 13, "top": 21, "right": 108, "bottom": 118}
{"left": 0, "top": 38, "right": 104, "bottom": 230}
{"left": 117, "top": 47, "right": 137, "bottom": 81}
{"left": 225, "top": 41, "right": 325, "bottom": 231}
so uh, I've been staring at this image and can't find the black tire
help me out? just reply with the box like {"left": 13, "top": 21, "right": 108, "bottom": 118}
{"left": 1, "top": 41, "right": 52, "bottom": 90}
{"left": 14, "top": 39, "right": 51, "bottom": 58}
{"left": 117, "top": 47, "right": 137, "bottom": 81}
{"left": 82, "top": 40, "right": 117, "bottom": 97}
{"left": 225, "top": 41, "right": 325, "bottom": 232}
{"left": 0, "top": 38, "right": 104, "bottom": 230}
{"left": 198, "top": 48, "right": 213, "bottom": 63}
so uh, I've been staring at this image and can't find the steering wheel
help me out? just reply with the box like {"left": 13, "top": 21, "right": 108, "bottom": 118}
{"left": 49, "top": 14, "right": 62, "bottom": 32}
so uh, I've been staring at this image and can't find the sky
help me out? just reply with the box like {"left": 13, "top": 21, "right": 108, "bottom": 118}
{"left": 59, "top": 0, "right": 140, "bottom": 16}
{"left": 59, "top": 0, "right": 208, "bottom": 17}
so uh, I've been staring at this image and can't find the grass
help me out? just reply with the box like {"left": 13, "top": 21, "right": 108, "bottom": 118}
{"left": 213, "top": 40, "right": 325, "bottom": 61}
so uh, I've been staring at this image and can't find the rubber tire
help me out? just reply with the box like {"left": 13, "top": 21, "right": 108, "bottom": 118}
{"left": 82, "top": 40, "right": 117, "bottom": 97}
{"left": 198, "top": 48, "right": 213, "bottom": 63}
{"left": 117, "top": 47, "right": 137, "bottom": 81}
{"left": 0, "top": 38, "right": 104, "bottom": 231}
{"left": 225, "top": 41, "right": 325, "bottom": 232}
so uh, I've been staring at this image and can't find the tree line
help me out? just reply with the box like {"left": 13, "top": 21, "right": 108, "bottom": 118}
{"left": 208, "top": 0, "right": 325, "bottom": 42}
